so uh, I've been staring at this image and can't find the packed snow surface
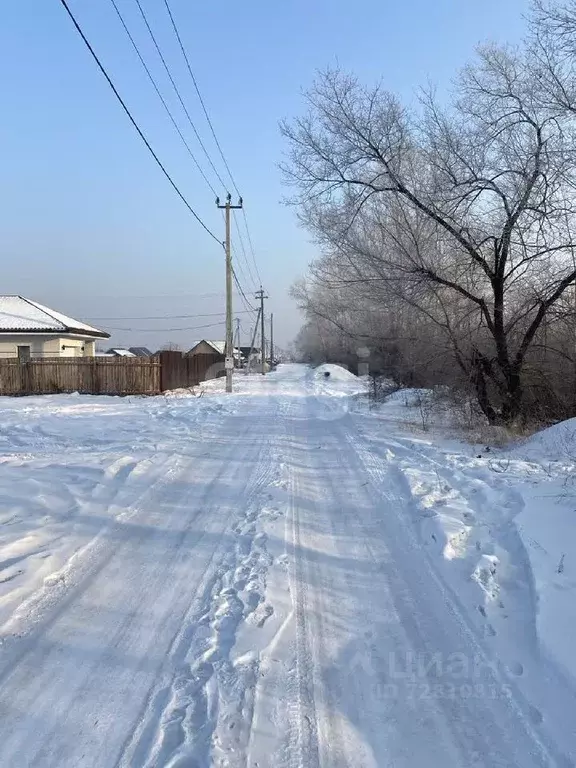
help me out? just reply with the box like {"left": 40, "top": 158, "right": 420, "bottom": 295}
{"left": 0, "top": 365, "right": 575, "bottom": 767}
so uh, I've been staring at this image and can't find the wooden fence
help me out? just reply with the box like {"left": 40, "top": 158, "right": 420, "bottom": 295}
{"left": 159, "top": 351, "right": 224, "bottom": 392}
{"left": 0, "top": 351, "right": 224, "bottom": 397}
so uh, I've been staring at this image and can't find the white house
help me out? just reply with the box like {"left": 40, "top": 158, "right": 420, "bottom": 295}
{"left": 0, "top": 296, "right": 110, "bottom": 360}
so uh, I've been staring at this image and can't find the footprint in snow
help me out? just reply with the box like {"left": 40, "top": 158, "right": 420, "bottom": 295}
{"left": 529, "top": 706, "right": 543, "bottom": 725}
{"left": 509, "top": 661, "right": 524, "bottom": 677}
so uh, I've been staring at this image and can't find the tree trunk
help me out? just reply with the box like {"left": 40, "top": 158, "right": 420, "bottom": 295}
{"left": 501, "top": 369, "right": 523, "bottom": 424}
{"left": 471, "top": 351, "right": 498, "bottom": 425}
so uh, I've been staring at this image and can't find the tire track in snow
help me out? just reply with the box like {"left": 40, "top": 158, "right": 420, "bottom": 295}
{"left": 285, "top": 466, "right": 320, "bottom": 768}
{"left": 0, "top": 405, "right": 278, "bottom": 767}
{"left": 253, "top": 410, "right": 355, "bottom": 768}
{"left": 116, "top": 408, "right": 281, "bottom": 768}
{"left": 0, "top": 452, "right": 182, "bottom": 673}
{"left": 0, "top": 420, "right": 272, "bottom": 765}
{"left": 252, "top": 398, "right": 561, "bottom": 767}
{"left": 2, "top": 452, "right": 216, "bottom": 767}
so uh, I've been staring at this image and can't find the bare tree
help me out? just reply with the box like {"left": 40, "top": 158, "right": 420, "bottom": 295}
{"left": 282, "top": 49, "right": 576, "bottom": 424}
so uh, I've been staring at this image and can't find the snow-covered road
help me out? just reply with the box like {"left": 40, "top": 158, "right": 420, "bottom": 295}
{"left": 0, "top": 365, "right": 575, "bottom": 767}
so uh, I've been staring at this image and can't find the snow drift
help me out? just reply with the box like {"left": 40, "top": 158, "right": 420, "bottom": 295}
{"left": 513, "top": 416, "right": 576, "bottom": 462}
{"left": 313, "top": 363, "right": 358, "bottom": 381}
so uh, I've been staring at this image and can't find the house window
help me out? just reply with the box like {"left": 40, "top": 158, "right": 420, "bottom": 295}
{"left": 17, "top": 345, "right": 31, "bottom": 362}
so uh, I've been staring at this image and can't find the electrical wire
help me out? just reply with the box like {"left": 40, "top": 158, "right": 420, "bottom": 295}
{"left": 59, "top": 0, "right": 264, "bottom": 320}
{"left": 106, "top": 320, "right": 226, "bottom": 332}
{"left": 87, "top": 310, "right": 255, "bottom": 320}
{"left": 230, "top": 244, "right": 255, "bottom": 297}
{"left": 232, "top": 212, "right": 258, "bottom": 290}
{"left": 133, "top": 0, "right": 228, "bottom": 192}
{"left": 57, "top": 0, "right": 221, "bottom": 244}
{"left": 162, "top": 0, "right": 238, "bottom": 194}
{"left": 230, "top": 250, "right": 257, "bottom": 311}
{"left": 85, "top": 291, "right": 235, "bottom": 299}
{"left": 217, "top": 207, "right": 256, "bottom": 296}
{"left": 108, "top": 0, "right": 217, "bottom": 196}
{"left": 241, "top": 208, "right": 263, "bottom": 287}
{"left": 219, "top": 206, "right": 251, "bottom": 292}
{"left": 161, "top": 0, "right": 263, "bottom": 285}
{"left": 232, "top": 267, "right": 257, "bottom": 316}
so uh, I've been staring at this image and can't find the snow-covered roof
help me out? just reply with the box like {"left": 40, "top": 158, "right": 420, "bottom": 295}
{"left": 189, "top": 340, "right": 241, "bottom": 356}
{"left": 108, "top": 348, "right": 136, "bottom": 357}
{"left": 129, "top": 347, "right": 153, "bottom": 357}
{"left": 204, "top": 340, "right": 226, "bottom": 354}
{"left": 0, "top": 296, "right": 109, "bottom": 338}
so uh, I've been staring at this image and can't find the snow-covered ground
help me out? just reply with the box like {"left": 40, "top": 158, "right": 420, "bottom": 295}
{"left": 0, "top": 364, "right": 575, "bottom": 767}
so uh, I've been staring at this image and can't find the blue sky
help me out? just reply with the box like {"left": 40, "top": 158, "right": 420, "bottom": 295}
{"left": 0, "top": 0, "right": 530, "bottom": 350}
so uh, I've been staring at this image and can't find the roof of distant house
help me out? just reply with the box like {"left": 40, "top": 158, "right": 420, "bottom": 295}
{"left": 128, "top": 346, "right": 153, "bottom": 357}
{"left": 188, "top": 340, "right": 241, "bottom": 356}
{"left": 0, "top": 296, "right": 110, "bottom": 338}
{"left": 107, "top": 348, "right": 136, "bottom": 357}
{"left": 199, "top": 340, "right": 226, "bottom": 355}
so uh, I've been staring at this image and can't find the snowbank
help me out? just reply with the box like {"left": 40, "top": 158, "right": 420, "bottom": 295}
{"left": 502, "top": 418, "right": 576, "bottom": 689}
{"left": 350, "top": 390, "right": 576, "bottom": 744}
{"left": 513, "top": 417, "right": 576, "bottom": 462}
{"left": 313, "top": 363, "right": 358, "bottom": 381}
{"left": 311, "top": 365, "right": 366, "bottom": 400}
{"left": 516, "top": 486, "right": 576, "bottom": 686}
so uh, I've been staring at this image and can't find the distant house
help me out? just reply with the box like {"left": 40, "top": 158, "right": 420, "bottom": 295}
{"left": 187, "top": 340, "right": 242, "bottom": 361}
{"left": 129, "top": 346, "right": 153, "bottom": 357}
{"left": 0, "top": 295, "right": 109, "bottom": 360}
{"left": 239, "top": 345, "right": 261, "bottom": 364}
{"left": 107, "top": 348, "right": 136, "bottom": 358}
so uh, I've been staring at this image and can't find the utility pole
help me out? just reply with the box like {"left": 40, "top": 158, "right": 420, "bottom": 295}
{"left": 234, "top": 317, "right": 241, "bottom": 367}
{"left": 245, "top": 307, "right": 261, "bottom": 375}
{"left": 255, "top": 287, "right": 268, "bottom": 375}
{"left": 216, "top": 193, "right": 242, "bottom": 392}
{"left": 270, "top": 312, "right": 274, "bottom": 367}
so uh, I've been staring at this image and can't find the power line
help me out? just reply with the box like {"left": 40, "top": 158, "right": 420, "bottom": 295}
{"left": 230, "top": 238, "right": 256, "bottom": 295}
{"left": 230, "top": 259, "right": 255, "bottom": 304}
{"left": 108, "top": 0, "right": 217, "bottom": 196}
{"left": 231, "top": 260, "right": 256, "bottom": 309}
{"left": 133, "top": 0, "right": 227, "bottom": 192}
{"left": 217, "top": 209, "right": 257, "bottom": 305}
{"left": 162, "top": 0, "right": 239, "bottom": 195}
{"left": 106, "top": 320, "right": 226, "bottom": 332}
{"left": 161, "top": 0, "right": 263, "bottom": 286}
{"left": 57, "top": 0, "right": 220, "bottom": 244}
{"left": 87, "top": 310, "right": 255, "bottom": 320}
{"left": 84, "top": 291, "right": 236, "bottom": 299}
{"left": 218, "top": 207, "right": 256, "bottom": 293}
{"left": 241, "top": 208, "right": 263, "bottom": 287}
{"left": 232, "top": 267, "right": 258, "bottom": 316}
{"left": 232, "top": 211, "right": 258, "bottom": 290}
